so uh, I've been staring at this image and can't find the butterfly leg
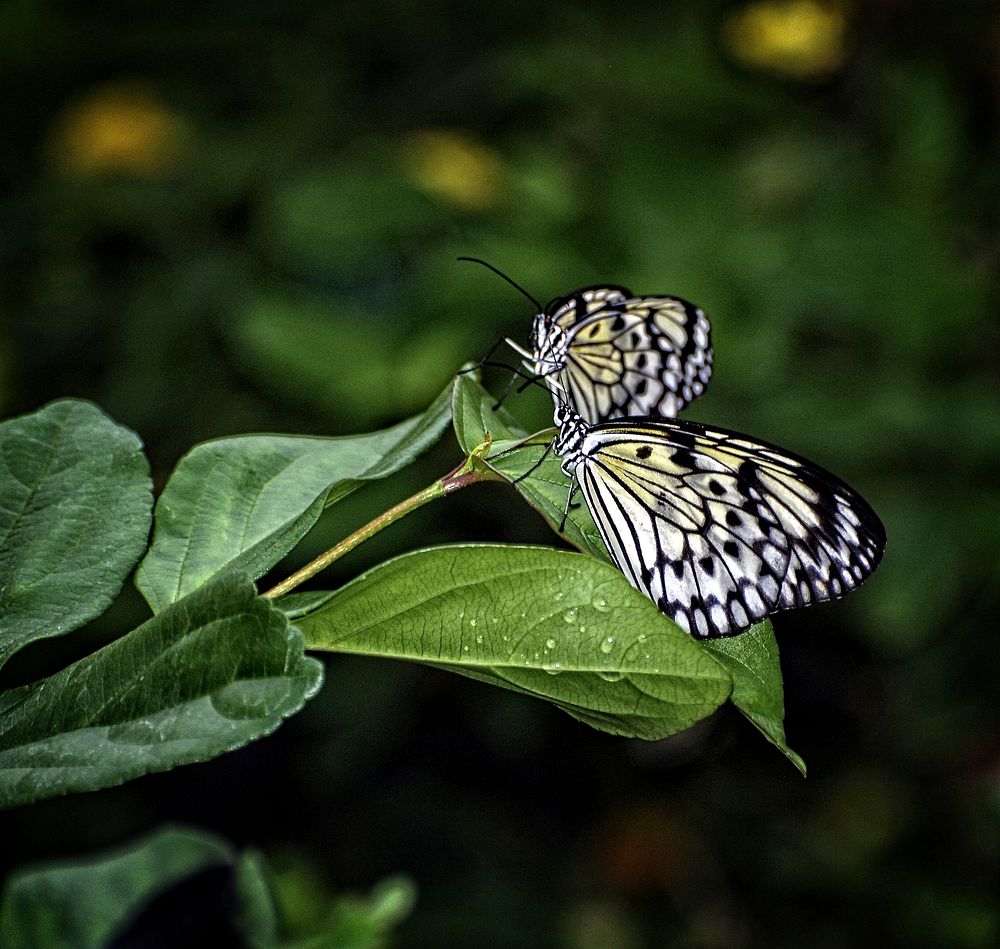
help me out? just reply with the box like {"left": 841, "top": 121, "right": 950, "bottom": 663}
{"left": 558, "top": 477, "right": 580, "bottom": 533}
{"left": 511, "top": 440, "right": 553, "bottom": 485}
{"left": 458, "top": 336, "right": 509, "bottom": 375}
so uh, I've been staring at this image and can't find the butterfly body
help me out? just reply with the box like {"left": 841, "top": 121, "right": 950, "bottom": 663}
{"left": 552, "top": 405, "right": 885, "bottom": 639}
{"left": 523, "top": 286, "right": 713, "bottom": 423}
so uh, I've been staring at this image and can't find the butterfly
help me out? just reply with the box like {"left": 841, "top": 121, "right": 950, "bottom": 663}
{"left": 509, "top": 285, "right": 713, "bottom": 424}
{"left": 550, "top": 403, "right": 885, "bottom": 639}
{"left": 458, "top": 259, "right": 712, "bottom": 424}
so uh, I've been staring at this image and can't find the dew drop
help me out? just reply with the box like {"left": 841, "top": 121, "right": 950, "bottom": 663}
{"left": 599, "top": 636, "right": 615, "bottom": 655}
{"left": 599, "top": 671, "right": 624, "bottom": 682}
{"left": 592, "top": 594, "right": 610, "bottom": 612}
{"left": 545, "top": 663, "right": 563, "bottom": 676}
{"left": 579, "top": 625, "right": 586, "bottom": 634}
{"left": 562, "top": 608, "right": 578, "bottom": 623}
{"left": 462, "top": 645, "right": 469, "bottom": 652}
{"left": 637, "top": 633, "right": 647, "bottom": 643}
{"left": 469, "top": 618, "right": 477, "bottom": 628}
{"left": 545, "top": 638, "right": 557, "bottom": 650}
{"left": 533, "top": 652, "right": 540, "bottom": 660}
{"left": 476, "top": 635, "right": 484, "bottom": 645}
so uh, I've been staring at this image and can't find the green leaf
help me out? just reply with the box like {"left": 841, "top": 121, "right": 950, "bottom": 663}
{"left": 451, "top": 373, "right": 609, "bottom": 561}
{"left": 450, "top": 377, "right": 799, "bottom": 763}
{"left": 135, "top": 380, "right": 452, "bottom": 613}
{"left": 0, "top": 400, "right": 152, "bottom": 669}
{"left": 297, "top": 544, "right": 731, "bottom": 741}
{"left": 235, "top": 850, "right": 283, "bottom": 949}
{"left": 0, "top": 826, "right": 279, "bottom": 949}
{"left": 487, "top": 441, "right": 611, "bottom": 563}
{"left": 284, "top": 876, "right": 417, "bottom": 949}
{"left": 704, "top": 624, "right": 806, "bottom": 774}
{"left": 0, "top": 574, "right": 322, "bottom": 809}
{"left": 451, "top": 369, "right": 528, "bottom": 453}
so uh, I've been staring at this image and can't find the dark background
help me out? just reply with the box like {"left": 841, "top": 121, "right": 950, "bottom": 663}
{"left": 2, "top": 1, "right": 999, "bottom": 945}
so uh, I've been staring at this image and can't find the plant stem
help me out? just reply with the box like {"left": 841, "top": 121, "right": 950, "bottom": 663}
{"left": 261, "top": 462, "right": 493, "bottom": 599}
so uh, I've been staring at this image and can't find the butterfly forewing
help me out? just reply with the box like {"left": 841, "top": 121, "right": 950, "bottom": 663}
{"left": 534, "top": 288, "right": 713, "bottom": 424}
{"left": 565, "top": 419, "right": 885, "bottom": 639}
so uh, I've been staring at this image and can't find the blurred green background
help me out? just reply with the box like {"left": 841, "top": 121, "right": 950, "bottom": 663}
{"left": 2, "top": 0, "right": 999, "bottom": 945}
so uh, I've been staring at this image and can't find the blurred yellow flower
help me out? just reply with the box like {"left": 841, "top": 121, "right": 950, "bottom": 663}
{"left": 48, "top": 83, "right": 188, "bottom": 176}
{"left": 723, "top": 0, "right": 850, "bottom": 80}
{"left": 398, "top": 129, "right": 505, "bottom": 210}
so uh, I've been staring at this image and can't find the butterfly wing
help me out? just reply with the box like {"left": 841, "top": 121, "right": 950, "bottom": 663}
{"left": 573, "top": 419, "right": 885, "bottom": 638}
{"left": 538, "top": 289, "right": 712, "bottom": 423}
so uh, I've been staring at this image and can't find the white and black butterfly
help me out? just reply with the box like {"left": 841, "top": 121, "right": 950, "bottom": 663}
{"left": 512, "top": 285, "right": 713, "bottom": 423}
{"left": 551, "top": 404, "right": 885, "bottom": 639}
{"left": 459, "top": 259, "right": 712, "bottom": 423}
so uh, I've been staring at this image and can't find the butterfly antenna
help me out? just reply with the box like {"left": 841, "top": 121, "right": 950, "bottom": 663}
{"left": 458, "top": 257, "right": 548, "bottom": 409}
{"left": 457, "top": 257, "right": 543, "bottom": 311}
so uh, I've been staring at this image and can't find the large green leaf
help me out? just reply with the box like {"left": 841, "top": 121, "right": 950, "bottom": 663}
{"left": 297, "top": 544, "right": 731, "bottom": 741}
{"left": 451, "top": 373, "right": 608, "bottom": 560}
{"left": 450, "top": 376, "right": 795, "bottom": 758}
{"left": 0, "top": 826, "right": 276, "bottom": 949}
{"left": 0, "top": 575, "right": 322, "bottom": 809}
{"left": 135, "top": 380, "right": 452, "bottom": 613}
{"left": 0, "top": 400, "right": 152, "bottom": 669}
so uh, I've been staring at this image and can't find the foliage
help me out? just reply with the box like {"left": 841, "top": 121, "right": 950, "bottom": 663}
{"left": 0, "top": 825, "right": 413, "bottom": 948}
{"left": 0, "top": 370, "right": 805, "bottom": 813}
{"left": 0, "top": 400, "right": 151, "bottom": 669}
{"left": 2, "top": 1, "right": 999, "bottom": 945}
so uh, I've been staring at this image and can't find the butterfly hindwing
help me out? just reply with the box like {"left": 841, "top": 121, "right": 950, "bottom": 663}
{"left": 534, "top": 287, "right": 713, "bottom": 423}
{"left": 560, "top": 416, "right": 884, "bottom": 639}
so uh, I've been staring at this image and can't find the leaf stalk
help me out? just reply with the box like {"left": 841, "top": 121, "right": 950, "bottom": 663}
{"left": 262, "top": 458, "right": 499, "bottom": 599}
